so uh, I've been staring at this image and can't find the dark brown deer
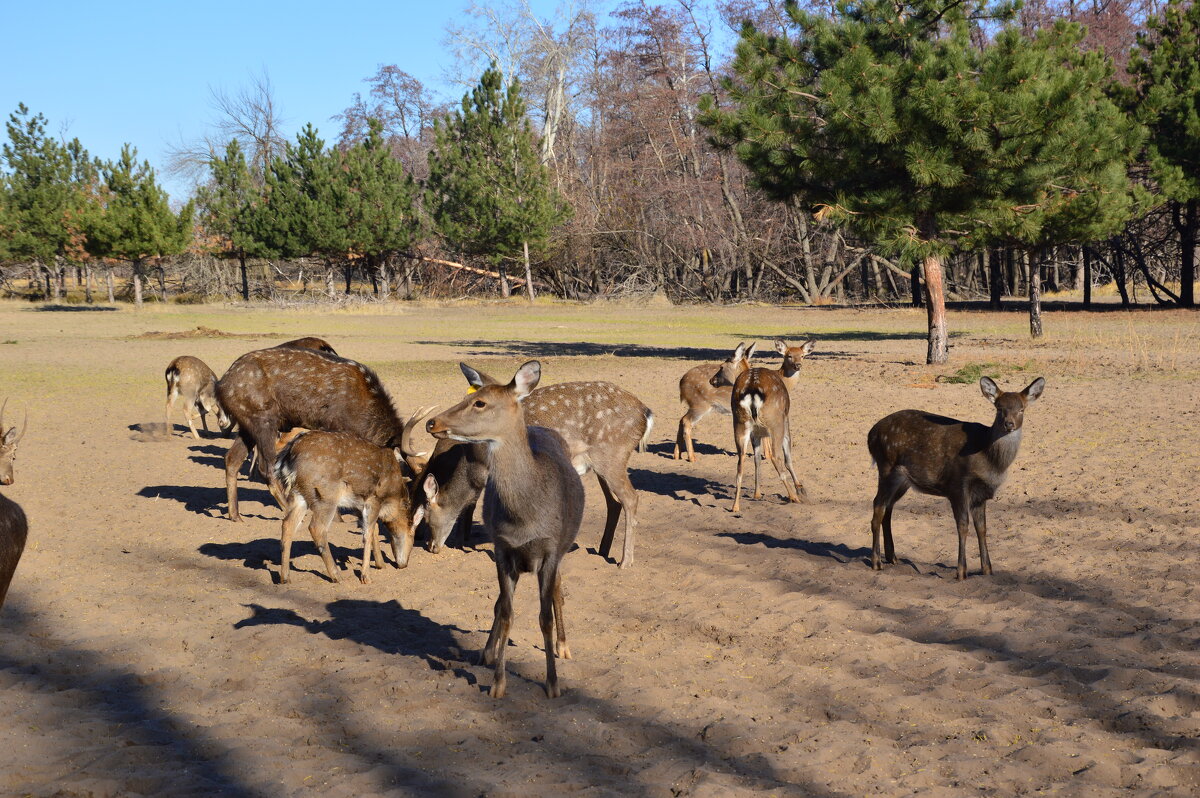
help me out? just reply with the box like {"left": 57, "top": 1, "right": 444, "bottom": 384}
{"left": 459, "top": 363, "right": 652, "bottom": 568}
{"left": 674, "top": 342, "right": 756, "bottom": 462}
{"left": 216, "top": 347, "right": 426, "bottom": 521}
{"left": 418, "top": 439, "right": 489, "bottom": 553}
{"left": 273, "top": 428, "right": 426, "bottom": 584}
{"left": 427, "top": 361, "right": 585, "bottom": 699}
{"left": 0, "top": 401, "right": 27, "bottom": 610}
{"left": 868, "top": 376, "right": 1045, "bottom": 580}
{"left": 710, "top": 340, "right": 813, "bottom": 511}
{"left": 275, "top": 337, "right": 338, "bottom": 355}
{"left": 164, "top": 356, "right": 231, "bottom": 440}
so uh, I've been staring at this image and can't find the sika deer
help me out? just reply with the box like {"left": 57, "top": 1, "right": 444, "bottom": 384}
{"left": 0, "top": 400, "right": 27, "bottom": 487}
{"left": 0, "top": 492, "right": 26, "bottom": 611}
{"left": 418, "top": 439, "right": 489, "bottom": 553}
{"left": 275, "top": 337, "right": 337, "bottom": 355}
{"left": 868, "top": 376, "right": 1045, "bottom": 580}
{"left": 274, "top": 426, "right": 427, "bottom": 584}
{"left": 674, "top": 342, "right": 756, "bottom": 462}
{"left": 711, "top": 340, "right": 814, "bottom": 512}
{"left": 459, "top": 364, "right": 652, "bottom": 568}
{"left": 216, "top": 347, "right": 426, "bottom": 520}
{"left": 164, "top": 356, "right": 231, "bottom": 440}
{"left": 427, "top": 361, "right": 585, "bottom": 699}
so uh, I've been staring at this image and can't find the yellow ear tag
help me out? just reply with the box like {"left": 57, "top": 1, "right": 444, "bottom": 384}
{"left": 466, "top": 385, "right": 478, "bottom": 394}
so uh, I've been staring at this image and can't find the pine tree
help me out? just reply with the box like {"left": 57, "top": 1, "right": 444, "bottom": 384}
{"left": 89, "top": 145, "right": 193, "bottom": 307}
{"left": 341, "top": 118, "right": 421, "bottom": 296}
{"left": 1129, "top": 0, "right": 1200, "bottom": 308}
{"left": 0, "top": 104, "right": 97, "bottom": 299}
{"left": 426, "top": 65, "right": 568, "bottom": 300}
{"left": 197, "top": 140, "right": 257, "bottom": 300}
{"left": 701, "top": 0, "right": 1139, "bottom": 360}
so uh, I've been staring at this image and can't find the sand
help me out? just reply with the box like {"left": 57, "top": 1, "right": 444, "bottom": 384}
{"left": 0, "top": 300, "right": 1196, "bottom": 797}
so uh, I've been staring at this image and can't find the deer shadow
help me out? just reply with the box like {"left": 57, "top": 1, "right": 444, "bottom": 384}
{"left": 645, "top": 440, "right": 728, "bottom": 459}
{"left": 629, "top": 467, "right": 723, "bottom": 500}
{"left": 715, "top": 530, "right": 883, "bottom": 567}
{"left": 137, "top": 484, "right": 274, "bottom": 519}
{"left": 234, "top": 600, "right": 478, "bottom": 687}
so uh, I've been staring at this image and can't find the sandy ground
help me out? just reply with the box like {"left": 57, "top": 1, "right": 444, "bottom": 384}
{"left": 0, "top": 299, "right": 1197, "bottom": 797}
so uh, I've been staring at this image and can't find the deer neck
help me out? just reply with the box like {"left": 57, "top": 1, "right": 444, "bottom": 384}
{"left": 777, "top": 361, "right": 802, "bottom": 391}
{"left": 985, "top": 419, "right": 1023, "bottom": 473}
{"left": 485, "top": 422, "right": 538, "bottom": 513}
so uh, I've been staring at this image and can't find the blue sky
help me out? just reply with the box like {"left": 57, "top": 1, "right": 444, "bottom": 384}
{"left": 0, "top": 0, "right": 618, "bottom": 202}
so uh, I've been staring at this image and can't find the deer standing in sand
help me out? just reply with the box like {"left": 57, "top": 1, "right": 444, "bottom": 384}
{"left": 164, "top": 356, "right": 231, "bottom": 440}
{"left": 710, "top": 340, "right": 814, "bottom": 512}
{"left": 454, "top": 364, "right": 651, "bottom": 568}
{"left": 427, "top": 361, "right": 585, "bottom": 699}
{"left": 0, "top": 399, "right": 27, "bottom": 611}
{"left": 868, "top": 376, "right": 1045, "bottom": 580}
{"left": 273, "top": 423, "right": 428, "bottom": 584}
{"left": 673, "top": 343, "right": 757, "bottom": 462}
{"left": 216, "top": 347, "right": 427, "bottom": 520}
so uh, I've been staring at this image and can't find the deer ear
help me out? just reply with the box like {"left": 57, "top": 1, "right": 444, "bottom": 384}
{"left": 732, "top": 342, "right": 747, "bottom": 361}
{"left": 510, "top": 361, "right": 541, "bottom": 399}
{"left": 2, "top": 427, "right": 17, "bottom": 446}
{"left": 411, "top": 504, "right": 426, "bottom": 526}
{"left": 774, "top": 339, "right": 787, "bottom": 355}
{"left": 459, "top": 362, "right": 499, "bottom": 391}
{"left": 744, "top": 341, "right": 757, "bottom": 360}
{"left": 423, "top": 473, "right": 439, "bottom": 502}
{"left": 1023, "top": 377, "right": 1045, "bottom": 403}
{"left": 980, "top": 376, "right": 1000, "bottom": 404}
{"left": 800, "top": 340, "right": 814, "bottom": 356}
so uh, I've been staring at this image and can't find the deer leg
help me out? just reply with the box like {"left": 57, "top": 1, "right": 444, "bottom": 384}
{"left": 751, "top": 437, "right": 765, "bottom": 499}
{"left": 279, "top": 497, "right": 308, "bottom": 584}
{"left": 778, "top": 422, "right": 808, "bottom": 503}
{"left": 199, "top": 404, "right": 211, "bottom": 434}
{"left": 224, "top": 434, "right": 252, "bottom": 521}
{"left": 972, "top": 499, "right": 992, "bottom": 575}
{"left": 451, "top": 499, "right": 476, "bottom": 547}
{"left": 482, "top": 549, "right": 513, "bottom": 666}
{"left": 731, "top": 423, "right": 752, "bottom": 512}
{"left": 596, "top": 468, "right": 637, "bottom": 568}
{"left": 164, "top": 392, "right": 177, "bottom": 437}
{"left": 487, "top": 553, "right": 519, "bottom": 699}
{"left": 358, "top": 505, "right": 381, "bottom": 584}
{"left": 552, "top": 571, "right": 570, "bottom": 660}
{"left": 871, "top": 472, "right": 907, "bottom": 570}
{"left": 184, "top": 405, "right": 201, "bottom": 440}
{"left": 882, "top": 486, "right": 906, "bottom": 564}
{"left": 307, "top": 503, "right": 341, "bottom": 583}
{"left": 538, "top": 560, "right": 564, "bottom": 698}
{"left": 676, "top": 404, "right": 709, "bottom": 462}
{"left": 950, "top": 494, "right": 971, "bottom": 580}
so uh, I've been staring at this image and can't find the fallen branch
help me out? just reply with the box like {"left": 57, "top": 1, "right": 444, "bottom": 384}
{"left": 401, "top": 252, "right": 549, "bottom": 289}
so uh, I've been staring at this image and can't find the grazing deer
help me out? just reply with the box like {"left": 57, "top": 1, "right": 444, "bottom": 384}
{"left": 164, "top": 356, "right": 231, "bottom": 440}
{"left": 710, "top": 340, "right": 814, "bottom": 512}
{"left": 273, "top": 426, "right": 427, "bottom": 584}
{"left": 418, "top": 439, "right": 489, "bottom": 553}
{"left": 459, "top": 364, "right": 652, "bottom": 568}
{"left": 427, "top": 361, "right": 585, "bottom": 699}
{"left": 674, "top": 342, "right": 757, "bottom": 462}
{"left": 216, "top": 347, "right": 427, "bottom": 521}
{"left": 867, "top": 376, "right": 1045, "bottom": 580}
{"left": 276, "top": 337, "right": 338, "bottom": 355}
{"left": 0, "top": 400, "right": 27, "bottom": 487}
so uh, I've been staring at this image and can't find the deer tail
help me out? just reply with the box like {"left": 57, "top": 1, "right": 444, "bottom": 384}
{"left": 739, "top": 390, "right": 765, "bottom": 424}
{"left": 273, "top": 436, "right": 302, "bottom": 497}
{"left": 638, "top": 405, "right": 654, "bottom": 453}
{"left": 165, "top": 364, "right": 181, "bottom": 400}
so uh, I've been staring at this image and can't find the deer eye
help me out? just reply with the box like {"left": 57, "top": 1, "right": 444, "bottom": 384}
{"left": 473, "top": 399, "right": 486, "bottom": 408}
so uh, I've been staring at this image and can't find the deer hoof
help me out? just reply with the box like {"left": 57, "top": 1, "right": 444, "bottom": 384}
{"left": 555, "top": 641, "right": 572, "bottom": 659}
{"left": 491, "top": 680, "right": 506, "bottom": 699}
{"left": 546, "top": 682, "right": 561, "bottom": 699}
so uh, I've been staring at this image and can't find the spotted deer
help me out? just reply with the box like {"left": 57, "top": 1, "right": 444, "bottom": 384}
{"left": 458, "top": 363, "right": 652, "bottom": 568}
{"left": 273, "top": 425, "right": 427, "bottom": 584}
{"left": 427, "top": 361, "right": 585, "bottom": 699}
{"left": 0, "top": 400, "right": 27, "bottom": 610}
{"left": 674, "top": 342, "right": 757, "bottom": 462}
{"left": 216, "top": 347, "right": 427, "bottom": 520}
{"left": 275, "top": 337, "right": 337, "bottom": 355}
{"left": 164, "top": 356, "right": 231, "bottom": 440}
{"left": 868, "top": 376, "right": 1045, "bottom": 580}
{"left": 710, "top": 340, "right": 814, "bottom": 512}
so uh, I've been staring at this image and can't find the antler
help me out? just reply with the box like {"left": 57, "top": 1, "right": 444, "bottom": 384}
{"left": 399, "top": 406, "right": 437, "bottom": 474}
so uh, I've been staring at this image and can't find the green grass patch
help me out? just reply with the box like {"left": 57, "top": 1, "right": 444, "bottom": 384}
{"left": 937, "top": 361, "right": 1030, "bottom": 384}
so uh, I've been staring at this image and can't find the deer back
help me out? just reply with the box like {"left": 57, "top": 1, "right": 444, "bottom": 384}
{"left": 276, "top": 431, "right": 411, "bottom": 520}
{"left": 0, "top": 492, "right": 28, "bottom": 609}
{"left": 218, "top": 348, "right": 404, "bottom": 448}
{"left": 275, "top": 337, "right": 338, "bottom": 356}
{"left": 679, "top": 363, "right": 730, "bottom": 408}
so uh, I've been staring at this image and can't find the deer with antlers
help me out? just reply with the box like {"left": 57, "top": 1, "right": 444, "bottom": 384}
{"left": 0, "top": 399, "right": 28, "bottom": 611}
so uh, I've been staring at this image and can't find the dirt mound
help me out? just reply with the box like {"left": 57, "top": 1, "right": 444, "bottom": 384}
{"left": 134, "top": 325, "right": 263, "bottom": 340}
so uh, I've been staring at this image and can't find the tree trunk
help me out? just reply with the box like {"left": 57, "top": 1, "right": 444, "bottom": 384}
{"left": 988, "top": 249, "right": 1003, "bottom": 309}
{"left": 239, "top": 251, "right": 249, "bottom": 301}
{"left": 498, "top": 262, "right": 511, "bottom": 298}
{"left": 84, "top": 263, "right": 93, "bottom": 304}
{"left": 132, "top": 260, "right": 144, "bottom": 307}
{"left": 344, "top": 262, "right": 353, "bottom": 294}
{"left": 1029, "top": 251, "right": 1044, "bottom": 338}
{"left": 1082, "top": 246, "right": 1092, "bottom": 308}
{"left": 910, "top": 262, "right": 923, "bottom": 307}
{"left": 923, "top": 254, "right": 949, "bottom": 364}
{"left": 1113, "top": 245, "right": 1130, "bottom": 306}
{"left": 158, "top": 265, "right": 168, "bottom": 302}
{"left": 523, "top": 241, "right": 535, "bottom": 302}
{"left": 106, "top": 268, "right": 115, "bottom": 303}
{"left": 1178, "top": 198, "right": 1197, "bottom": 308}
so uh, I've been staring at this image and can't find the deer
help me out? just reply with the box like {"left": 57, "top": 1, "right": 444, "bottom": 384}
{"left": 457, "top": 363, "right": 652, "bottom": 568}
{"left": 273, "top": 424, "right": 428, "bottom": 584}
{"left": 426, "top": 361, "right": 585, "bottom": 699}
{"left": 0, "top": 400, "right": 27, "bottom": 487}
{"left": 418, "top": 438, "right": 489, "bottom": 554}
{"left": 216, "top": 347, "right": 428, "bottom": 521}
{"left": 710, "top": 340, "right": 814, "bottom": 512}
{"left": 275, "top": 337, "right": 337, "bottom": 355}
{"left": 164, "top": 356, "right": 231, "bottom": 440}
{"left": 867, "top": 376, "right": 1045, "bottom": 580}
{"left": 674, "top": 342, "right": 757, "bottom": 462}
{"left": 0, "top": 400, "right": 27, "bottom": 611}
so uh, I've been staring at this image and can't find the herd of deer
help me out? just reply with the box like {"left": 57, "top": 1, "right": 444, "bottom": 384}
{"left": 0, "top": 332, "right": 1044, "bottom": 699}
